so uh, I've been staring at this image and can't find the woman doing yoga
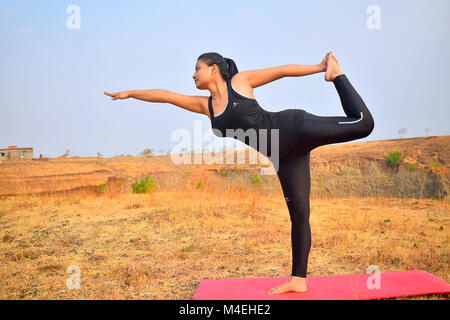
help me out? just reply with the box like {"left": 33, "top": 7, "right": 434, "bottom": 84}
{"left": 104, "top": 51, "right": 375, "bottom": 295}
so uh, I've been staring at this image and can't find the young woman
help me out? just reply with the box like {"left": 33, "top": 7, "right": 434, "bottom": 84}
{"left": 104, "top": 51, "right": 374, "bottom": 295}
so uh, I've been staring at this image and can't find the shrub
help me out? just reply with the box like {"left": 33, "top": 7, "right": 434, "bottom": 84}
{"left": 406, "top": 163, "right": 416, "bottom": 171}
{"left": 235, "top": 166, "right": 241, "bottom": 173}
{"left": 99, "top": 183, "right": 107, "bottom": 192}
{"left": 196, "top": 181, "right": 204, "bottom": 189}
{"left": 252, "top": 175, "right": 262, "bottom": 184}
{"left": 318, "top": 177, "right": 325, "bottom": 195}
{"left": 386, "top": 151, "right": 402, "bottom": 168}
{"left": 220, "top": 170, "right": 229, "bottom": 177}
{"left": 132, "top": 176, "right": 156, "bottom": 194}
{"left": 430, "top": 162, "right": 439, "bottom": 169}
{"left": 117, "top": 180, "right": 123, "bottom": 187}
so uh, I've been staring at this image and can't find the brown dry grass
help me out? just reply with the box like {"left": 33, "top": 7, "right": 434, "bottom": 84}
{"left": 0, "top": 136, "right": 448, "bottom": 300}
{"left": 0, "top": 185, "right": 448, "bottom": 300}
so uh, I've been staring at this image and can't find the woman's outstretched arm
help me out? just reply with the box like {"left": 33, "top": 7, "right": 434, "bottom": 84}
{"left": 104, "top": 89, "right": 167, "bottom": 102}
{"left": 277, "top": 52, "right": 330, "bottom": 78}
{"left": 104, "top": 89, "right": 207, "bottom": 115}
{"left": 241, "top": 52, "right": 330, "bottom": 88}
{"left": 241, "top": 64, "right": 325, "bottom": 89}
{"left": 281, "top": 64, "right": 325, "bottom": 77}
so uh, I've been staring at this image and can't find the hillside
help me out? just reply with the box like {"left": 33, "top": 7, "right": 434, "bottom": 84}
{"left": 0, "top": 135, "right": 448, "bottom": 200}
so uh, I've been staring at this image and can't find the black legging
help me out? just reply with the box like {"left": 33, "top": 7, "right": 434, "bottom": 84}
{"left": 276, "top": 74, "right": 374, "bottom": 277}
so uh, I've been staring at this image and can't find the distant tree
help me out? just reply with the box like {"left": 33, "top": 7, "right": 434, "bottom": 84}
{"left": 61, "top": 149, "right": 73, "bottom": 157}
{"left": 424, "top": 128, "right": 430, "bottom": 137}
{"left": 138, "top": 148, "right": 153, "bottom": 157}
{"left": 97, "top": 152, "right": 103, "bottom": 157}
{"left": 398, "top": 128, "right": 407, "bottom": 138}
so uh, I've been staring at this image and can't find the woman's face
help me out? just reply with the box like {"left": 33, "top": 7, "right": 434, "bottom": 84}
{"left": 192, "top": 60, "right": 214, "bottom": 90}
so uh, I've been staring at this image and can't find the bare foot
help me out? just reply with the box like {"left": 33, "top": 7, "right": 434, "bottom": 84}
{"left": 325, "top": 52, "right": 344, "bottom": 82}
{"left": 267, "top": 276, "right": 308, "bottom": 295}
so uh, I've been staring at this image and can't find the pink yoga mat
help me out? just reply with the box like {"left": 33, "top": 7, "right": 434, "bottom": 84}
{"left": 193, "top": 270, "right": 450, "bottom": 300}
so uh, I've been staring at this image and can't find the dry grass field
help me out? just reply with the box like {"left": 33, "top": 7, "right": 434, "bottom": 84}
{"left": 0, "top": 136, "right": 448, "bottom": 300}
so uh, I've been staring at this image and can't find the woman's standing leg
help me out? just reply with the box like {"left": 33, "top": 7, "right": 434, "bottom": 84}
{"left": 268, "top": 152, "right": 311, "bottom": 295}
{"left": 277, "top": 152, "right": 312, "bottom": 278}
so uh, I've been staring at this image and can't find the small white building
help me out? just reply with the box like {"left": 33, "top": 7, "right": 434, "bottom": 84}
{"left": 0, "top": 146, "right": 34, "bottom": 161}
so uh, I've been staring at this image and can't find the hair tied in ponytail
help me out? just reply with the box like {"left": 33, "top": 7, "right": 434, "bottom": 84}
{"left": 197, "top": 52, "right": 239, "bottom": 80}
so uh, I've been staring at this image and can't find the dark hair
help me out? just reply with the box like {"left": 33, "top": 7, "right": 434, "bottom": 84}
{"left": 197, "top": 52, "right": 239, "bottom": 80}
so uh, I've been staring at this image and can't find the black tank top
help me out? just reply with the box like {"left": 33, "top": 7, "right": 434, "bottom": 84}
{"left": 208, "top": 76, "right": 305, "bottom": 164}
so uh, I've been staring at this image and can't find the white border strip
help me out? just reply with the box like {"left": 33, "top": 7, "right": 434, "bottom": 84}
{"left": 338, "top": 112, "right": 363, "bottom": 124}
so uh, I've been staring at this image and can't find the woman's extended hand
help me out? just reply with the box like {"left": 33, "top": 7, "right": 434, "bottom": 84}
{"left": 319, "top": 51, "right": 332, "bottom": 72}
{"left": 104, "top": 90, "right": 131, "bottom": 100}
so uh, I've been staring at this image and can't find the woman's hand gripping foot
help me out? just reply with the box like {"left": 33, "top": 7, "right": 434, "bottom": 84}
{"left": 319, "top": 51, "right": 331, "bottom": 72}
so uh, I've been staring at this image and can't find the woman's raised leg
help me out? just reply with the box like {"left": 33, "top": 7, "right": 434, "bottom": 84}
{"left": 293, "top": 73, "right": 375, "bottom": 155}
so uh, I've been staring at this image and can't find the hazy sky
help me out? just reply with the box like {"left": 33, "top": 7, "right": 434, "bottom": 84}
{"left": 1, "top": 0, "right": 449, "bottom": 158}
